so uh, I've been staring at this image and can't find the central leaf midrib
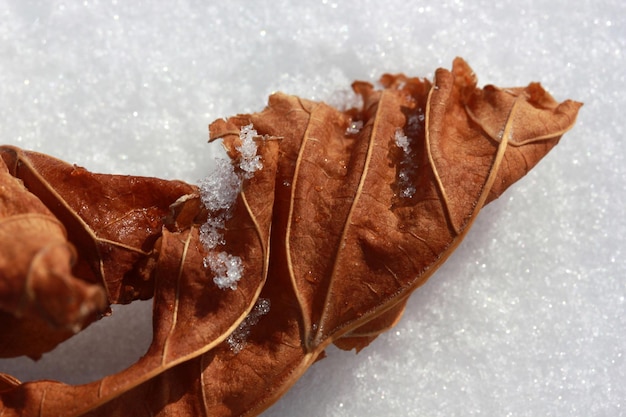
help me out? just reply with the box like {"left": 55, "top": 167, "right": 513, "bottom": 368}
{"left": 312, "top": 91, "right": 388, "bottom": 347}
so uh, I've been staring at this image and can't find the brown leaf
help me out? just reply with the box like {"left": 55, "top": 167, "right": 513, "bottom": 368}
{"left": 333, "top": 298, "right": 408, "bottom": 353}
{"left": 0, "top": 58, "right": 581, "bottom": 416}
{"left": 0, "top": 130, "right": 279, "bottom": 416}
{"left": 0, "top": 147, "right": 197, "bottom": 304}
{"left": 0, "top": 153, "right": 107, "bottom": 359}
{"left": 188, "top": 57, "right": 582, "bottom": 416}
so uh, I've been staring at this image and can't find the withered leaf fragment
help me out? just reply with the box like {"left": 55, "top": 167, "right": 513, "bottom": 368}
{"left": 0, "top": 136, "right": 278, "bottom": 416}
{"left": 0, "top": 148, "right": 197, "bottom": 304}
{"left": 0, "top": 58, "right": 581, "bottom": 417}
{"left": 0, "top": 152, "right": 107, "bottom": 359}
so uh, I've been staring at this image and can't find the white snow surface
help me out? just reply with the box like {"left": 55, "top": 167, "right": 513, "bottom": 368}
{"left": 0, "top": 1, "right": 624, "bottom": 416}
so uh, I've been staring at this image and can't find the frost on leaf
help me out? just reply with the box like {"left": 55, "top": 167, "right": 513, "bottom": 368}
{"left": 226, "top": 298, "right": 271, "bottom": 354}
{"left": 237, "top": 124, "right": 263, "bottom": 175}
{"left": 394, "top": 128, "right": 416, "bottom": 199}
{"left": 199, "top": 159, "right": 240, "bottom": 250}
{"left": 394, "top": 128, "right": 411, "bottom": 153}
{"left": 199, "top": 123, "right": 263, "bottom": 289}
{"left": 204, "top": 252, "right": 244, "bottom": 290}
{"left": 346, "top": 120, "right": 363, "bottom": 135}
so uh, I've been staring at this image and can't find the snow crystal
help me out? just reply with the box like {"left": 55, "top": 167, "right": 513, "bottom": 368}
{"left": 199, "top": 158, "right": 242, "bottom": 214}
{"left": 346, "top": 120, "right": 363, "bottom": 135}
{"left": 199, "top": 217, "right": 226, "bottom": 249}
{"left": 237, "top": 124, "right": 263, "bottom": 174}
{"left": 199, "top": 124, "right": 264, "bottom": 290}
{"left": 395, "top": 128, "right": 416, "bottom": 199}
{"left": 205, "top": 252, "right": 244, "bottom": 290}
{"left": 198, "top": 124, "right": 261, "bottom": 217}
{"left": 394, "top": 128, "right": 410, "bottom": 153}
{"left": 226, "top": 298, "right": 271, "bottom": 354}
{"left": 199, "top": 158, "right": 241, "bottom": 252}
{"left": 400, "top": 182, "right": 416, "bottom": 199}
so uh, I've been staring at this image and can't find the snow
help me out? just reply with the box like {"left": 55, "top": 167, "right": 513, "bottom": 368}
{"left": 394, "top": 128, "right": 410, "bottom": 153}
{"left": 0, "top": 1, "right": 624, "bottom": 416}
{"left": 345, "top": 120, "right": 363, "bottom": 135}
{"left": 226, "top": 298, "right": 271, "bottom": 354}
{"left": 205, "top": 252, "right": 244, "bottom": 291}
{"left": 199, "top": 158, "right": 241, "bottom": 215}
{"left": 199, "top": 123, "right": 263, "bottom": 290}
{"left": 394, "top": 128, "right": 416, "bottom": 199}
{"left": 237, "top": 124, "right": 263, "bottom": 175}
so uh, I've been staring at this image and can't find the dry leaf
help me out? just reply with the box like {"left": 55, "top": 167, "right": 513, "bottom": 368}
{"left": 0, "top": 58, "right": 581, "bottom": 416}
{"left": 0, "top": 148, "right": 198, "bottom": 304}
{"left": 0, "top": 153, "right": 107, "bottom": 359}
{"left": 0, "top": 136, "right": 279, "bottom": 416}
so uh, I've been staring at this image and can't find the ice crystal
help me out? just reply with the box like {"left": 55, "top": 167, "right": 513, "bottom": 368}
{"left": 394, "top": 128, "right": 410, "bottom": 153}
{"left": 199, "top": 124, "right": 263, "bottom": 290}
{"left": 226, "top": 298, "right": 271, "bottom": 353}
{"left": 205, "top": 252, "right": 244, "bottom": 290}
{"left": 238, "top": 124, "right": 263, "bottom": 174}
{"left": 395, "top": 128, "right": 417, "bottom": 199}
{"left": 346, "top": 120, "right": 363, "bottom": 135}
